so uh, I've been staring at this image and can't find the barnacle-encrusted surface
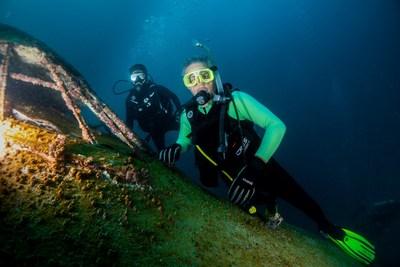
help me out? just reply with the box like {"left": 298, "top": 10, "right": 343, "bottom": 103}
{"left": 0, "top": 118, "right": 65, "bottom": 163}
{"left": 0, "top": 120, "right": 358, "bottom": 267}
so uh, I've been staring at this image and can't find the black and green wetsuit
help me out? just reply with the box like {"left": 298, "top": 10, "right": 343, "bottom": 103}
{"left": 176, "top": 90, "right": 336, "bottom": 233}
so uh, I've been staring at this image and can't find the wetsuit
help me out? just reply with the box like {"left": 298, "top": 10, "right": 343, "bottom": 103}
{"left": 176, "top": 90, "right": 335, "bottom": 233}
{"left": 125, "top": 82, "right": 181, "bottom": 151}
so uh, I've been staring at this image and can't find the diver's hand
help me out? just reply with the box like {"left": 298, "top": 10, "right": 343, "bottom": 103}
{"left": 159, "top": 144, "right": 181, "bottom": 166}
{"left": 228, "top": 166, "right": 256, "bottom": 206}
{"left": 227, "top": 157, "right": 265, "bottom": 206}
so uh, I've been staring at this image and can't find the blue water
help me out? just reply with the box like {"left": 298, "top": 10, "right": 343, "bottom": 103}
{"left": 1, "top": 0, "right": 399, "bottom": 265}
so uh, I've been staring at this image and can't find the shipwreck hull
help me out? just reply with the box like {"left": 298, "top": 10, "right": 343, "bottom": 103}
{"left": 0, "top": 23, "right": 145, "bottom": 155}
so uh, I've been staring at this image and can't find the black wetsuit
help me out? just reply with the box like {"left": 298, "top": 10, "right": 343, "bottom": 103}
{"left": 185, "top": 99, "right": 335, "bottom": 233}
{"left": 125, "top": 82, "right": 181, "bottom": 151}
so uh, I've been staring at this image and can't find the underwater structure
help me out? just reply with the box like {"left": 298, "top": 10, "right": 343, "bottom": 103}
{"left": 0, "top": 24, "right": 358, "bottom": 266}
{"left": 0, "top": 23, "right": 144, "bottom": 158}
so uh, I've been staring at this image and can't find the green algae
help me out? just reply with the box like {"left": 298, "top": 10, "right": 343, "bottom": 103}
{"left": 0, "top": 133, "right": 360, "bottom": 267}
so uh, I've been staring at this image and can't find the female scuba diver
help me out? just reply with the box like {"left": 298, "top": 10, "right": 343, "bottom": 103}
{"left": 159, "top": 56, "right": 375, "bottom": 265}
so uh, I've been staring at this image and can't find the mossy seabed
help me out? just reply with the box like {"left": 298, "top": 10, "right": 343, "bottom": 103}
{"left": 0, "top": 121, "right": 359, "bottom": 266}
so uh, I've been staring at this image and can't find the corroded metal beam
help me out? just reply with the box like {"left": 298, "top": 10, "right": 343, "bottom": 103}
{"left": 10, "top": 73, "right": 59, "bottom": 91}
{"left": 0, "top": 43, "right": 9, "bottom": 121}
{"left": 53, "top": 63, "right": 145, "bottom": 152}
{"left": 43, "top": 56, "right": 97, "bottom": 144}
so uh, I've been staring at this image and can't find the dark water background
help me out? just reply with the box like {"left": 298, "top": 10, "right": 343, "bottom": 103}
{"left": 1, "top": 0, "right": 399, "bottom": 265}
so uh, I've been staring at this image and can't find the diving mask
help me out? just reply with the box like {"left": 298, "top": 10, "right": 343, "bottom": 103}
{"left": 130, "top": 72, "right": 146, "bottom": 83}
{"left": 183, "top": 68, "right": 214, "bottom": 88}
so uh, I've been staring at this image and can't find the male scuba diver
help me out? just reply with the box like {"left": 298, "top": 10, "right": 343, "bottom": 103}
{"left": 159, "top": 56, "right": 376, "bottom": 265}
{"left": 125, "top": 64, "right": 181, "bottom": 151}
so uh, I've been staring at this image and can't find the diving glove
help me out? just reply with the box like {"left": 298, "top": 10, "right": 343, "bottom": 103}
{"left": 159, "top": 143, "right": 181, "bottom": 166}
{"left": 228, "top": 167, "right": 255, "bottom": 206}
{"left": 228, "top": 157, "right": 266, "bottom": 206}
{"left": 324, "top": 226, "right": 375, "bottom": 265}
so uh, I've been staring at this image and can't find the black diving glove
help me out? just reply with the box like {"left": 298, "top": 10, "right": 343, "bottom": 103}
{"left": 159, "top": 143, "right": 181, "bottom": 166}
{"left": 227, "top": 156, "right": 266, "bottom": 206}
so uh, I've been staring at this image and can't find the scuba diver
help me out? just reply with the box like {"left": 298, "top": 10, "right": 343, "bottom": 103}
{"left": 125, "top": 64, "right": 181, "bottom": 151}
{"left": 158, "top": 55, "right": 376, "bottom": 265}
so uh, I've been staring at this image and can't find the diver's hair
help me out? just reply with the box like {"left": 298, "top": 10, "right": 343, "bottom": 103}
{"left": 129, "top": 63, "right": 147, "bottom": 74}
{"left": 182, "top": 56, "right": 213, "bottom": 75}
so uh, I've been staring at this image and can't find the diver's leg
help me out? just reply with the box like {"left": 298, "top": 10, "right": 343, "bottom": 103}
{"left": 252, "top": 191, "right": 283, "bottom": 229}
{"left": 251, "top": 191, "right": 278, "bottom": 215}
{"left": 258, "top": 158, "right": 334, "bottom": 232}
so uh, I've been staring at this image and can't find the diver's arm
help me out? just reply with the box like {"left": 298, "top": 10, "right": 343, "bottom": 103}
{"left": 169, "top": 90, "right": 181, "bottom": 111}
{"left": 125, "top": 99, "right": 135, "bottom": 129}
{"left": 175, "top": 110, "right": 192, "bottom": 152}
{"left": 158, "top": 86, "right": 181, "bottom": 111}
{"left": 228, "top": 91, "right": 286, "bottom": 163}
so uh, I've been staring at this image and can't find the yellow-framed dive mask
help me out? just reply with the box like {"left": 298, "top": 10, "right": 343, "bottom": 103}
{"left": 183, "top": 68, "right": 214, "bottom": 88}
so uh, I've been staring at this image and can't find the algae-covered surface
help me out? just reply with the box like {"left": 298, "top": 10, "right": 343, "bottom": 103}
{"left": 0, "top": 121, "right": 359, "bottom": 266}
